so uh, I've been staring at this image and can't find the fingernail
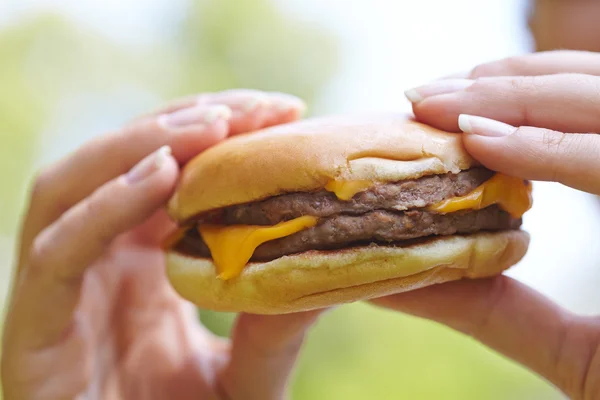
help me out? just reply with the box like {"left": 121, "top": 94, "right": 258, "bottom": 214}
{"left": 241, "top": 94, "right": 270, "bottom": 112}
{"left": 159, "top": 105, "right": 232, "bottom": 129}
{"left": 126, "top": 145, "right": 172, "bottom": 183}
{"left": 458, "top": 114, "right": 516, "bottom": 137}
{"left": 404, "top": 79, "right": 475, "bottom": 103}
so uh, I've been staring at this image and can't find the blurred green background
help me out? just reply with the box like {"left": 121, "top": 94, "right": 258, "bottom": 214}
{"left": 4, "top": 0, "right": 597, "bottom": 398}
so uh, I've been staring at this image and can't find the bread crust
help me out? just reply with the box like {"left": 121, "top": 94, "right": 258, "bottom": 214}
{"left": 166, "top": 231, "right": 529, "bottom": 314}
{"left": 167, "top": 113, "right": 478, "bottom": 221}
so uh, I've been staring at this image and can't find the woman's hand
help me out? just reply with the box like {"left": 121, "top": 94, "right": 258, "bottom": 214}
{"left": 1, "top": 89, "right": 320, "bottom": 400}
{"left": 375, "top": 51, "right": 600, "bottom": 399}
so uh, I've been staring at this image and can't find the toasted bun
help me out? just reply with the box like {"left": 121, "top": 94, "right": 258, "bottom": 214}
{"left": 166, "top": 231, "right": 529, "bottom": 314}
{"left": 167, "top": 113, "right": 479, "bottom": 222}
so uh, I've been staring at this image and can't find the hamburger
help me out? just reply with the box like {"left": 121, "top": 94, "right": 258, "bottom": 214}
{"left": 164, "top": 113, "right": 532, "bottom": 314}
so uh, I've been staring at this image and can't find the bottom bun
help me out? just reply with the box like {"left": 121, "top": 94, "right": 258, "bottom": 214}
{"left": 166, "top": 230, "right": 529, "bottom": 314}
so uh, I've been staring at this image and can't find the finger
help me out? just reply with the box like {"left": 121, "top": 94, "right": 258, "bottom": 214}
{"left": 129, "top": 209, "right": 177, "bottom": 246}
{"left": 138, "top": 89, "right": 306, "bottom": 134}
{"left": 218, "top": 311, "right": 323, "bottom": 400}
{"left": 19, "top": 91, "right": 305, "bottom": 266}
{"left": 6, "top": 146, "right": 178, "bottom": 349}
{"left": 457, "top": 114, "right": 600, "bottom": 194}
{"left": 103, "top": 91, "right": 306, "bottom": 247}
{"left": 443, "top": 50, "right": 600, "bottom": 79}
{"left": 371, "top": 277, "right": 600, "bottom": 400}
{"left": 197, "top": 90, "right": 306, "bottom": 135}
{"left": 17, "top": 104, "right": 231, "bottom": 268}
{"left": 406, "top": 74, "right": 600, "bottom": 133}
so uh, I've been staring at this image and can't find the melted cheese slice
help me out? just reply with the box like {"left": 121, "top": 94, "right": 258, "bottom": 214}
{"left": 324, "top": 179, "right": 373, "bottom": 200}
{"left": 428, "top": 173, "right": 532, "bottom": 218}
{"left": 198, "top": 216, "right": 318, "bottom": 280}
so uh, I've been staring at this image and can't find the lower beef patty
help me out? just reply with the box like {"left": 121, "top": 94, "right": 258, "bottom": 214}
{"left": 177, "top": 205, "right": 521, "bottom": 261}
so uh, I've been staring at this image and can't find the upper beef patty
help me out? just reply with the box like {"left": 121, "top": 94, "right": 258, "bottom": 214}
{"left": 199, "top": 168, "right": 494, "bottom": 225}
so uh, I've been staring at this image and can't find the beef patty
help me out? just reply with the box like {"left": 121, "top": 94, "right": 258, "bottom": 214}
{"left": 199, "top": 168, "right": 495, "bottom": 225}
{"left": 177, "top": 208, "right": 520, "bottom": 262}
{"left": 176, "top": 168, "right": 521, "bottom": 261}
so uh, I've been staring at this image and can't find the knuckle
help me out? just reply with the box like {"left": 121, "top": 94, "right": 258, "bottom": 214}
{"left": 469, "top": 56, "right": 523, "bottom": 78}
{"left": 507, "top": 75, "right": 543, "bottom": 95}
{"left": 540, "top": 129, "right": 572, "bottom": 183}
{"left": 541, "top": 129, "right": 568, "bottom": 150}
{"left": 504, "top": 76, "right": 537, "bottom": 125}
{"left": 538, "top": 130, "right": 600, "bottom": 188}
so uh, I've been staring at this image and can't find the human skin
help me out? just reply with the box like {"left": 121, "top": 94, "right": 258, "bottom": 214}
{"left": 383, "top": 50, "right": 600, "bottom": 399}
{"left": 528, "top": 0, "right": 600, "bottom": 52}
{"left": 0, "top": 89, "right": 323, "bottom": 400}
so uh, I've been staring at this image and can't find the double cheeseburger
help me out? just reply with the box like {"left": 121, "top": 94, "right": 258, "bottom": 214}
{"left": 164, "top": 114, "right": 532, "bottom": 314}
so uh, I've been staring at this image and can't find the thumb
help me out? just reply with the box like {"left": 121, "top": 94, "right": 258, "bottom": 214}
{"left": 217, "top": 310, "right": 324, "bottom": 400}
{"left": 458, "top": 114, "right": 600, "bottom": 195}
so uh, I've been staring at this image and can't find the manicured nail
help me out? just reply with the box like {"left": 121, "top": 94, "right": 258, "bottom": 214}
{"left": 126, "top": 145, "right": 172, "bottom": 183}
{"left": 458, "top": 114, "right": 516, "bottom": 137}
{"left": 404, "top": 79, "right": 475, "bottom": 103}
{"left": 159, "top": 105, "right": 232, "bottom": 129}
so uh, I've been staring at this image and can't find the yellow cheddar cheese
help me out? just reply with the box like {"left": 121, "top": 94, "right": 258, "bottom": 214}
{"left": 324, "top": 179, "right": 373, "bottom": 200}
{"left": 428, "top": 173, "right": 532, "bottom": 218}
{"left": 198, "top": 216, "right": 318, "bottom": 280}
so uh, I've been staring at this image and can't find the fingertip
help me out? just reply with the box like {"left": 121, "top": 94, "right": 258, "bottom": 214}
{"left": 463, "top": 130, "right": 508, "bottom": 159}
{"left": 405, "top": 88, "right": 423, "bottom": 103}
{"left": 412, "top": 96, "right": 462, "bottom": 132}
{"left": 123, "top": 146, "right": 179, "bottom": 204}
{"left": 462, "top": 132, "right": 534, "bottom": 183}
{"left": 265, "top": 98, "right": 307, "bottom": 126}
{"left": 169, "top": 119, "right": 229, "bottom": 162}
{"left": 229, "top": 92, "right": 308, "bottom": 135}
{"left": 458, "top": 114, "right": 472, "bottom": 133}
{"left": 153, "top": 149, "right": 179, "bottom": 188}
{"left": 268, "top": 92, "right": 307, "bottom": 116}
{"left": 462, "top": 132, "right": 501, "bottom": 165}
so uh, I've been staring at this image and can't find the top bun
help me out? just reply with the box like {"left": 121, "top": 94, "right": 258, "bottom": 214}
{"left": 167, "top": 113, "right": 478, "bottom": 222}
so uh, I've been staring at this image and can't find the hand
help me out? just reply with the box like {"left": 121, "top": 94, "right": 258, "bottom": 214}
{"left": 375, "top": 50, "right": 600, "bottom": 399}
{"left": 1, "top": 89, "right": 321, "bottom": 400}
